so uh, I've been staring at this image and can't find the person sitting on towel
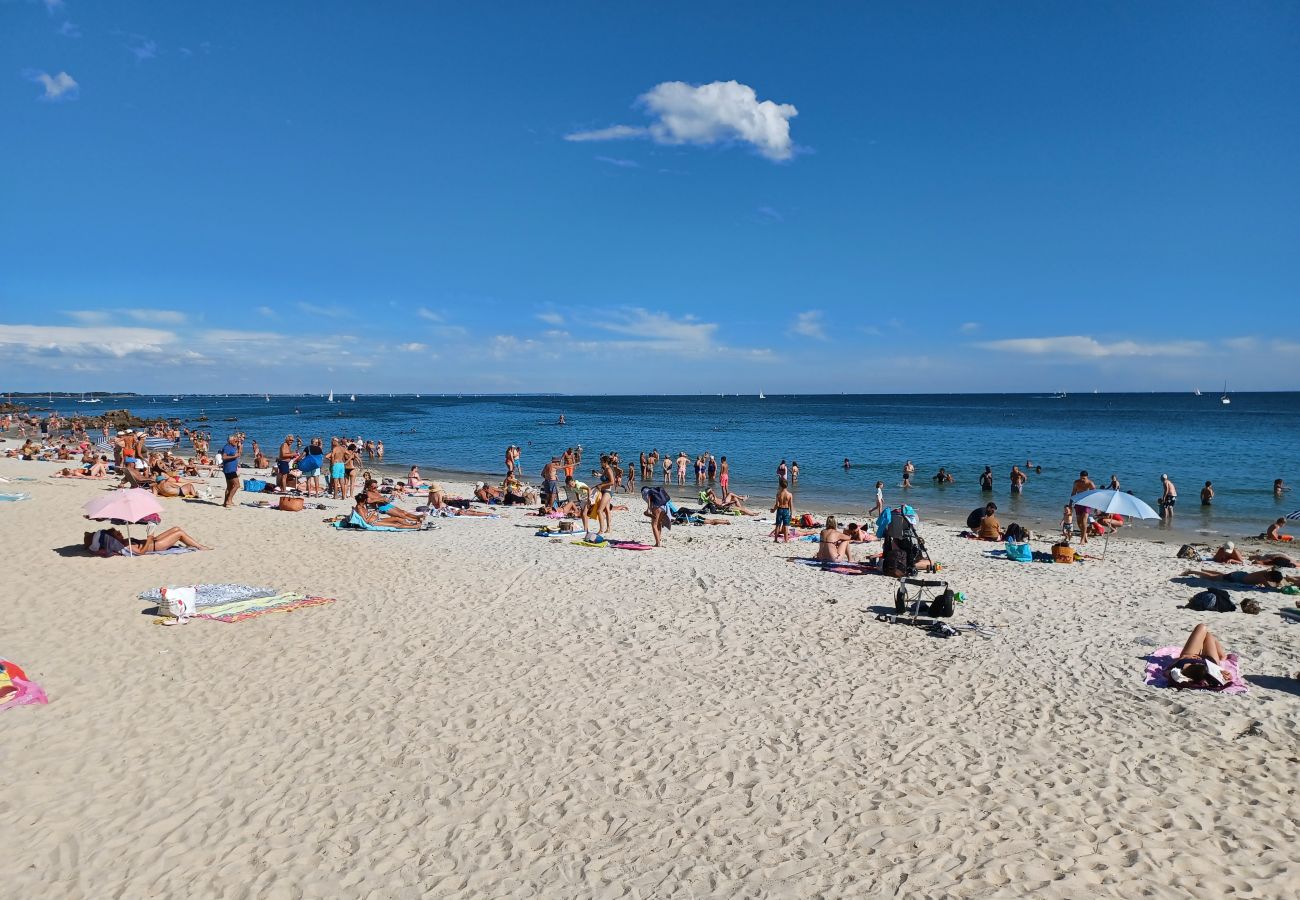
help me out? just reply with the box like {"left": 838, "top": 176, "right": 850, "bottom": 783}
{"left": 360, "top": 479, "right": 423, "bottom": 526}
{"left": 83, "top": 526, "right": 210, "bottom": 554}
{"left": 353, "top": 494, "right": 422, "bottom": 529}
{"left": 815, "top": 516, "right": 854, "bottom": 562}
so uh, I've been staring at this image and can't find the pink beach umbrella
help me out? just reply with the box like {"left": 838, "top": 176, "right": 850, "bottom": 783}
{"left": 83, "top": 488, "right": 163, "bottom": 548}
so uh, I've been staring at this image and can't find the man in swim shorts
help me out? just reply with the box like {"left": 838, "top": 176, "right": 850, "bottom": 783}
{"left": 220, "top": 433, "right": 242, "bottom": 508}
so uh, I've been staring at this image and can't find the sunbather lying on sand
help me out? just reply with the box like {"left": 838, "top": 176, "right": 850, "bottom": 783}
{"left": 83, "top": 526, "right": 211, "bottom": 554}
{"left": 702, "top": 488, "right": 757, "bottom": 515}
{"left": 1179, "top": 568, "right": 1283, "bottom": 587}
{"left": 1249, "top": 551, "right": 1295, "bottom": 568}
{"left": 1165, "top": 624, "right": 1233, "bottom": 690}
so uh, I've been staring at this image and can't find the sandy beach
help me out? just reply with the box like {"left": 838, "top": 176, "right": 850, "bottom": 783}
{"left": 2, "top": 453, "right": 1298, "bottom": 899}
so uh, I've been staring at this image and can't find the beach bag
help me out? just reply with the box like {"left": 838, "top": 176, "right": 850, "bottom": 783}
{"left": 1176, "top": 544, "right": 1200, "bottom": 561}
{"left": 882, "top": 539, "right": 911, "bottom": 578}
{"left": 800, "top": 513, "right": 817, "bottom": 528}
{"left": 1241, "top": 598, "right": 1261, "bottom": 615}
{"left": 1051, "top": 543, "right": 1076, "bottom": 564}
{"left": 1005, "top": 541, "right": 1032, "bottom": 562}
{"left": 279, "top": 496, "right": 304, "bottom": 512}
{"left": 243, "top": 478, "right": 267, "bottom": 492}
{"left": 157, "top": 586, "right": 197, "bottom": 620}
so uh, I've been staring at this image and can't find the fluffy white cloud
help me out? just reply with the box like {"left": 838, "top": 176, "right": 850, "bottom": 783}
{"left": 978, "top": 336, "right": 1204, "bottom": 358}
{"left": 791, "top": 310, "right": 826, "bottom": 340}
{"left": 566, "top": 80, "right": 798, "bottom": 161}
{"left": 24, "top": 69, "right": 78, "bottom": 102}
{"left": 417, "top": 307, "right": 443, "bottom": 322}
{"left": 536, "top": 311, "right": 565, "bottom": 326}
{"left": 0, "top": 324, "right": 176, "bottom": 358}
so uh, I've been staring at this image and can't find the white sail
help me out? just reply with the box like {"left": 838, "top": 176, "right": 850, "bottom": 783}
{"left": 328, "top": 391, "right": 334, "bottom": 402}
{"left": 350, "top": 394, "right": 356, "bottom": 402}
{"left": 759, "top": 391, "right": 766, "bottom": 399}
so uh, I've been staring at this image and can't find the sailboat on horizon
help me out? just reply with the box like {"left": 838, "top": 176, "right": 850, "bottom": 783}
{"left": 327, "top": 391, "right": 335, "bottom": 402}
{"left": 1220, "top": 381, "right": 1231, "bottom": 405}
{"left": 758, "top": 390, "right": 766, "bottom": 399}
{"left": 350, "top": 393, "right": 356, "bottom": 402}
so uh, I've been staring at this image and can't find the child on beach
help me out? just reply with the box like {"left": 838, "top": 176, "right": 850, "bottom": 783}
{"left": 772, "top": 478, "right": 793, "bottom": 543}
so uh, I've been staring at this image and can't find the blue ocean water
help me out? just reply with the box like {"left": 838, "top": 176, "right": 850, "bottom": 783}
{"left": 39, "top": 392, "right": 1299, "bottom": 538}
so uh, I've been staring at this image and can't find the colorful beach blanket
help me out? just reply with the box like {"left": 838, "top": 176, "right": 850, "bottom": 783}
{"left": 1, "top": 659, "right": 48, "bottom": 712}
{"left": 608, "top": 540, "right": 655, "bottom": 550}
{"left": 1143, "top": 648, "right": 1248, "bottom": 694}
{"left": 194, "top": 593, "right": 338, "bottom": 623}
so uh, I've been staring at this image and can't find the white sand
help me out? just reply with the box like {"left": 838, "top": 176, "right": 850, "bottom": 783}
{"left": 2, "top": 455, "right": 1298, "bottom": 899}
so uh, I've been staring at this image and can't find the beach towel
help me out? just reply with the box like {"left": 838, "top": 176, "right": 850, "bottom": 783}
{"left": 788, "top": 558, "right": 875, "bottom": 575}
{"left": 0, "top": 493, "right": 31, "bottom": 502}
{"left": 0, "top": 659, "right": 48, "bottom": 712}
{"left": 140, "top": 584, "right": 278, "bottom": 608}
{"left": 607, "top": 540, "right": 655, "bottom": 550}
{"left": 194, "top": 593, "right": 338, "bottom": 623}
{"left": 332, "top": 511, "right": 411, "bottom": 532}
{"left": 1143, "top": 648, "right": 1248, "bottom": 694}
{"left": 571, "top": 539, "right": 609, "bottom": 548}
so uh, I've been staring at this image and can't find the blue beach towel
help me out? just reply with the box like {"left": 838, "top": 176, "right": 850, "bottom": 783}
{"left": 332, "top": 511, "right": 408, "bottom": 532}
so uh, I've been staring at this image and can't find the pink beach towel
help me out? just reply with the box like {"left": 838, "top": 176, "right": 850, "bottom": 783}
{"left": 1143, "top": 647, "right": 1248, "bottom": 695}
{"left": 0, "top": 659, "right": 48, "bottom": 711}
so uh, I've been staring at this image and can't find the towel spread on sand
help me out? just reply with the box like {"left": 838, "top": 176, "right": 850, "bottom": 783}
{"left": 194, "top": 593, "right": 338, "bottom": 623}
{"left": 140, "top": 584, "right": 279, "bottom": 608}
{"left": 1143, "top": 648, "right": 1248, "bottom": 694}
{"left": 607, "top": 540, "right": 655, "bottom": 550}
{"left": 787, "top": 558, "right": 875, "bottom": 575}
{"left": 1, "top": 659, "right": 48, "bottom": 712}
{"left": 0, "top": 493, "right": 31, "bottom": 502}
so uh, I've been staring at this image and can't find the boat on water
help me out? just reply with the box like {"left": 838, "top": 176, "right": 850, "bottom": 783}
{"left": 265, "top": 394, "right": 270, "bottom": 402}
{"left": 350, "top": 394, "right": 356, "bottom": 402}
{"left": 77, "top": 392, "right": 100, "bottom": 404}
{"left": 1194, "top": 388, "right": 1202, "bottom": 396}
{"left": 1221, "top": 381, "right": 1231, "bottom": 405}
{"left": 327, "top": 391, "right": 335, "bottom": 402}
{"left": 759, "top": 391, "right": 766, "bottom": 399}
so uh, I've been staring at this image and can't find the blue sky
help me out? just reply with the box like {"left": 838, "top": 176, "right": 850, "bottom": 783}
{"left": 3, "top": 1, "right": 1298, "bottom": 393}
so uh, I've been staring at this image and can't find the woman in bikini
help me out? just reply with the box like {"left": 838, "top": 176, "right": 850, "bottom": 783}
{"left": 1164, "top": 624, "right": 1233, "bottom": 689}
{"left": 815, "top": 516, "right": 853, "bottom": 563}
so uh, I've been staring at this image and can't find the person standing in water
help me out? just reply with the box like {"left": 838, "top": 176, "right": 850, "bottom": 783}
{"left": 979, "top": 466, "right": 993, "bottom": 491}
{"left": 902, "top": 460, "right": 914, "bottom": 488}
{"left": 718, "top": 456, "right": 730, "bottom": 495}
{"left": 1160, "top": 473, "right": 1178, "bottom": 519}
{"left": 1010, "top": 465, "right": 1027, "bottom": 494}
{"left": 871, "top": 481, "right": 885, "bottom": 518}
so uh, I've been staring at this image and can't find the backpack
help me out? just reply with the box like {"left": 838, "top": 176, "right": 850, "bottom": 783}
{"left": 1188, "top": 588, "right": 1233, "bottom": 612}
{"left": 1176, "top": 544, "right": 1201, "bottom": 561}
{"left": 800, "top": 513, "right": 817, "bottom": 528}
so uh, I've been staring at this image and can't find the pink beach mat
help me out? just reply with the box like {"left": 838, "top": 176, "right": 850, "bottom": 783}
{"left": 1143, "top": 647, "right": 1248, "bottom": 695}
{"left": 1, "top": 659, "right": 49, "bottom": 712}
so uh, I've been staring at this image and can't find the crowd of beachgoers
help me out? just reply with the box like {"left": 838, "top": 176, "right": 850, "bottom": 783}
{"left": 5, "top": 404, "right": 1300, "bottom": 897}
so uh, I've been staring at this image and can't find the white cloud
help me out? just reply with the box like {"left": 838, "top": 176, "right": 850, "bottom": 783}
{"left": 0, "top": 324, "right": 176, "bottom": 358}
{"left": 595, "top": 155, "right": 640, "bottom": 168}
{"left": 566, "top": 80, "right": 798, "bottom": 162}
{"left": 536, "top": 311, "right": 565, "bottom": 326}
{"left": 397, "top": 342, "right": 427, "bottom": 352}
{"left": 43, "top": 0, "right": 65, "bottom": 13}
{"left": 791, "top": 310, "right": 826, "bottom": 340}
{"left": 256, "top": 306, "right": 277, "bottom": 318}
{"left": 417, "top": 307, "right": 443, "bottom": 322}
{"left": 296, "top": 301, "right": 348, "bottom": 318}
{"left": 126, "top": 39, "right": 158, "bottom": 62}
{"left": 959, "top": 321, "right": 981, "bottom": 333}
{"left": 58, "top": 20, "right": 80, "bottom": 38}
{"left": 755, "top": 205, "right": 783, "bottom": 223}
{"left": 124, "top": 309, "right": 186, "bottom": 325}
{"left": 977, "top": 335, "right": 1205, "bottom": 358}
{"left": 65, "top": 310, "right": 110, "bottom": 325}
{"left": 23, "top": 69, "right": 78, "bottom": 102}
{"left": 565, "top": 125, "right": 647, "bottom": 142}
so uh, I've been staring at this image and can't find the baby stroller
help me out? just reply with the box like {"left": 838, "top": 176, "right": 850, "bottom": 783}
{"left": 880, "top": 508, "right": 932, "bottom": 577}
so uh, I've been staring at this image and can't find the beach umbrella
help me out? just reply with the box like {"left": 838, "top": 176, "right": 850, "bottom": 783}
{"left": 83, "top": 488, "right": 163, "bottom": 550}
{"left": 1286, "top": 510, "right": 1300, "bottom": 522}
{"left": 1068, "top": 489, "right": 1160, "bottom": 560}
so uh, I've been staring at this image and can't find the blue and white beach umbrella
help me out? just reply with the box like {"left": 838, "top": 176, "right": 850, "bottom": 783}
{"left": 1285, "top": 509, "right": 1300, "bottom": 522}
{"left": 1068, "top": 489, "right": 1160, "bottom": 520}
{"left": 1067, "top": 489, "right": 1160, "bottom": 560}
